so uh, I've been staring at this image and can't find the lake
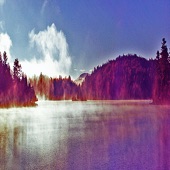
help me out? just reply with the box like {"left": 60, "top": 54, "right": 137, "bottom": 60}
{"left": 0, "top": 100, "right": 170, "bottom": 170}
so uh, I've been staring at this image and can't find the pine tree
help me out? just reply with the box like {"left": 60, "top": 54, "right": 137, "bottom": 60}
{"left": 156, "top": 51, "right": 160, "bottom": 60}
{"left": 160, "top": 38, "right": 169, "bottom": 85}
{"left": 13, "top": 58, "right": 22, "bottom": 80}
{"left": 154, "top": 38, "right": 170, "bottom": 103}
{"left": 3, "top": 51, "right": 8, "bottom": 65}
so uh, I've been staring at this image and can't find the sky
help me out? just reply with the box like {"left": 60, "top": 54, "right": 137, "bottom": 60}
{"left": 0, "top": 0, "right": 170, "bottom": 79}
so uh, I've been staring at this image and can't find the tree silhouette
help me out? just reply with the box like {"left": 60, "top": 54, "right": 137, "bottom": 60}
{"left": 153, "top": 38, "right": 170, "bottom": 103}
{"left": 31, "top": 73, "right": 79, "bottom": 100}
{"left": 156, "top": 51, "right": 160, "bottom": 60}
{"left": 82, "top": 54, "right": 154, "bottom": 100}
{"left": 0, "top": 52, "right": 2, "bottom": 63}
{"left": 13, "top": 58, "right": 22, "bottom": 80}
{"left": 0, "top": 52, "right": 37, "bottom": 107}
{"left": 3, "top": 52, "right": 8, "bottom": 65}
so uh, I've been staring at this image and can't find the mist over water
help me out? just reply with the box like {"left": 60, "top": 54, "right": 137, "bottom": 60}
{"left": 0, "top": 100, "right": 170, "bottom": 170}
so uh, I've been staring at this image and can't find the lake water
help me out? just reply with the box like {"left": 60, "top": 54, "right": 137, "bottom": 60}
{"left": 0, "top": 100, "right": 170, "bottom": 170}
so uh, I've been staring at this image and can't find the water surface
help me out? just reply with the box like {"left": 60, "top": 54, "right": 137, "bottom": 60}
{"left": 0, "top": 100, "right": 170, "bottom": 170}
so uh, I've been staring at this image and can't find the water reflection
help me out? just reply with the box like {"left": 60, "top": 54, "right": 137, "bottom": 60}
{"left": 0, "top": 125, "right": 8, "bottom": 170}
{"left": 0, "top": 100, "right": 169, "bottom": 169}
{"left": 157, "top": 113, "right": 170, "bottom": 170}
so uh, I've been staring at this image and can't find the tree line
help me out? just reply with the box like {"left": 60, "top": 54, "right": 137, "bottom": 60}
{"left": 29, "top": 38, "right": 170, "bottom": 104}
{"left": 82, "top": 54, "right": 155, "bottom": 100}
{"left": 82, "top": 38, "right": 170, "bottom": 104}
{"left": 30, "top": 73, "right": 79, "bottom": 100}
{"left": 0, "top": 38, "right": 170, "bottom": 107}
{"left": 0, "top": 52, "right": 37, "bottom": 107}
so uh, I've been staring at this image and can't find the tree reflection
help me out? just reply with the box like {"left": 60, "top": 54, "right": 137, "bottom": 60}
{"left": 0, "top": 125, "right": 8, "bottom": 169}
{"left": 158, "top": 114, "right": 170, "bottom": 169}
{"left": 0, "top": 123, "right": 25, "bottom": 169}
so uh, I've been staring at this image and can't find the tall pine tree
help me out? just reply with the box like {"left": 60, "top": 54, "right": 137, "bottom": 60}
{"left": 154, "top": 38, "right": 170, "bottom": 103}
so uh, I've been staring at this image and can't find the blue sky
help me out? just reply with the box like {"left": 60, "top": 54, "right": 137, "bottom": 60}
{"left": 0, "top": 0, "right": 170, "bottom": 78}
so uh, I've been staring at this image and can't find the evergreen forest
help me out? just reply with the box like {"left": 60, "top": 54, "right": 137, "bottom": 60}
{"left": 0, "top": 38, "right": 170, "bottom": 107}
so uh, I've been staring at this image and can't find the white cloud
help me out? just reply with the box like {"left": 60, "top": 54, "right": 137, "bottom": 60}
{"left": 41, "top": 0, "right": 60, "bottom": 15}
{"left": 0, "top": 21, "right": 4, "bottom": 30}
{"left": 0, "top": 32, "right": 12, "bottom": 61}
{"left": 80, "top": 69, "right": 86, "bottom": 72}
{"left": 0, "top": 0, "right": 5, "bottom": 6}
{"left": 21, "top": 23, "right": 72, "bottom": 77}
{"left": 41, "top": 0, "right": 48, "bottom": 15}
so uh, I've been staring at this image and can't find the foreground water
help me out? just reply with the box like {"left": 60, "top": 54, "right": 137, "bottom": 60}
{"left": 0, "top": 100, "right": 170, "bottom": 170}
